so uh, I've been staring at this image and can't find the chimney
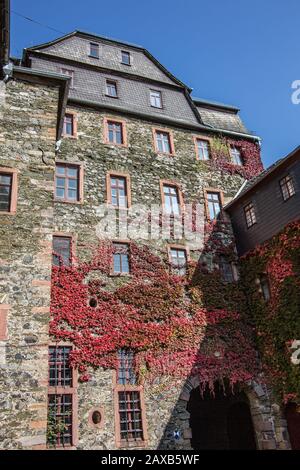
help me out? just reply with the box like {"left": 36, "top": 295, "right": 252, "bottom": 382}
{"left": 0, "top": 0, "right": 10, "bottom": 76}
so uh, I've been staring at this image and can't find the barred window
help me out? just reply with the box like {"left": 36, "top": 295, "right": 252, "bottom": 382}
{"left": 48, "top": 394, "right": 73, "bottom": 447}
{"left": 280, "top": 175, "right": 295, "bottom": 201}
{"left": 49, "top": 346, "right": 72, "bottom": 387}
{"left": 0, "top": 173, "right": 12, "bottom": 212}
{"left": 47, "top": 345, "right": 76, "bottom": 448}
{"left": 117, "top": 349, "right": 136, "bottom": 385}
{"left": 244, "top": 202, "right": 257, "bottom": 228}
{"left": 118, "top": 391, "right": 143, "bottom": 442}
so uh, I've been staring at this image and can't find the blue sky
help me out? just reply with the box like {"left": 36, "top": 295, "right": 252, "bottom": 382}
{"left": 10, "top": 0, "right": 300, "bottom": 167}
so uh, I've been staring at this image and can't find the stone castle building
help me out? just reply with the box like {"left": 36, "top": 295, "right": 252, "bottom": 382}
{"left": 0, "top": 16, "right": 299, "bottom": 451}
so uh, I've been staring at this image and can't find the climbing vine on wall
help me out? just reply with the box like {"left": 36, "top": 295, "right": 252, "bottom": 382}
{"left": 208, "top": 137, "right": 263, "bottom": 180}
{"left": 50, "top": 235, "right": 259, "bottom": 393}
{"left": 240, "top": 220, "right": 300, "bottom": 404}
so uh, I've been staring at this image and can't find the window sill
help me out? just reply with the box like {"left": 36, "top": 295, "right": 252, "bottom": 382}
{"left": 104, "top": 141, "right": 128, "bottom": 148}
{"left": 156, "top": 151, "right": 176, "bottom": 157}
{"left": 0, "top": 210, "right": 16, "bottom": 216}
{"left": 62, "top": 134, "right": 78, "bottom": 140}
{"left": 54, "top": 199, "right": 83, "bottom": 205}
{"left": 105, "top": 94, "right": 119, "bottom": 99}
{"left": 150, "top": 105, "right": 163, "bottom": 110}
{"left": 88, "top": 55, "right": 100, "bottom": 59}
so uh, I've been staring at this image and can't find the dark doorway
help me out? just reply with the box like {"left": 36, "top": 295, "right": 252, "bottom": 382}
{"left": 285, "top": 403, "right": 300, "bottom": 450}
{"left": 187, "top": 383, "right": 257, "bottom": 450}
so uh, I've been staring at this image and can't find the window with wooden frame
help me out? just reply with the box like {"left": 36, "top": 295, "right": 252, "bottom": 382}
{"left": 162, "top": 183, "right": 182, "bottom": 215}
{"left": 205, "top": 190, "right": 223, "bottom": 220}
{"left": 195, "top": 138, "right": 211, "bottom": 161}
{"left": 105, "top": 119, "right": 126, "bottom": 145}
{"left": 106, "top": 80, "right": 118, "bottom": 98}
{"left": 89, "top": 42, "right": 100, "bottom": 58}
{"left": 230, "top": 146, "right": 243, "bottom": 166}
{"left": 52, "top": 236, "right": 72, "bottom": 267}
{"left": 61, "top": 68, "right": 74, "bottom": 88}
{"left": 63, "top": 113, "right": 77, "bottom": 137}
{"left": 0, "top": 169, "right": 17, "bottom": 214}
{"left": 115, "top": 349, "right": 146, "bottom": 447}
{"left": 150, "top": 89, "right": 162, "bottom": 108}
{"left": 244, "top": 202, "right": 257, "bottom": 228}
{"left": 154, "top": 129, "right": 174, "bottom": 154}
{"left": 107, "top": 173, "right": 130, "bottom": 208}
{"left": 121, "top": 51, "right": 131, "bottom": 65}
{"left": 113, "top": 242, "right": 130, "bottom": 274}
{"left": 280, "top": 174, "right": 295, "bottom": 201}
{"left": 47, "top": 346, "right": 77, "bottom": 448}
{"left": 55, "top": 163, "right": 82, "bottom": 203}
{"left": 169, "top": 247, "right": 187, "bottom": 275}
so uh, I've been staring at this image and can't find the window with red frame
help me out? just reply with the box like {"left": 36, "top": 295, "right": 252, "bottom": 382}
{"left": 163, "top": 184, "right": 180, "bottom": 215}
{"left": 116, "top": 350, "right": 144, "bottom": 444}
{"left": 47, "top": 346, "right": 74, "bottom": 448}
{"left": 63, "top": 114, "right": 74, "bottom": 136}
{"left": 155, "top": 130, "right": 172, "bottom": 153}
{"left": 170, "top": 248, "right": 187, "bottom": 275}
{"left": 0, "top": 173, "right": 12, "bottom": 212}
{"left": 107, "top": 121, "right": 124, "bottom": 144}
{"left": 55, "top": 164, "right": 80, "bottom": 202}
{"left": 196, "top": 139, "right": 210, "bottom": 160}
{"left": 110, "top": 175, "right": 128, "bottom": 208}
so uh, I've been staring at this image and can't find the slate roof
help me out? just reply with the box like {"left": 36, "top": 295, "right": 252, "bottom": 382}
{"left": 226, "top": 145, "right": 300, "bottom": 209}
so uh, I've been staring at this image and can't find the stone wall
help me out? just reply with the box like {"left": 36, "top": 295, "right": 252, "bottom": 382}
{"left": 0, "top": 78, "right": 59, "bottom": 449}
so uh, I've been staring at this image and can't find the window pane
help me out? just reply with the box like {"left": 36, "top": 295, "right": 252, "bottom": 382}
{"left": 52, "top": 237, "right": 71, "bottom": 266}
{"left": 0, "top": 173, "right": 12, "bottom": 212}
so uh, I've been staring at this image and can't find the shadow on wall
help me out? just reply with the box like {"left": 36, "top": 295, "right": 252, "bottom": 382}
{"left": 156, "top": 219, "right": 277, "bottom": 450}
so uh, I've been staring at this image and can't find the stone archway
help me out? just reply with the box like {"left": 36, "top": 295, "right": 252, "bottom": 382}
{"left": 186, "top": 382, "right": 256, "bottom": 450}
{"left": 177, "top": 377, "right": 290, "bottom": 450}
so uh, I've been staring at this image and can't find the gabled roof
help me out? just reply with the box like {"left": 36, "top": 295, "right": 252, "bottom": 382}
{"left": 225, "top": 145, "right": 300, "bottom": 210}
{"left": 23, "top": 30, "right": 192, "bottom": 91}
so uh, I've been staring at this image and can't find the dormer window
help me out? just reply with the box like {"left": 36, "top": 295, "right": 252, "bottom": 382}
{"left": 230, "top": 146, "right": 243, "bottom": 166}
{"left": 106, "top": 80, "right": 118, "bottom": 98}
{"left": 121, "top": 51, "right": 131, "bottom": 65}
{"left": 89, "top": 43, "right": 99, "bottom": 58}
{"left": 150, "top": 90, "right": 162, "bottom": 108}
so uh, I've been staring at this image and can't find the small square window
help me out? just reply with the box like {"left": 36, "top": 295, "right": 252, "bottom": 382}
{"left": 150, "top": 90, "right": 162, "bottom": 108}
{"left": 280, "top": 175, "right": 295, "bottom": 201}
{"left": 244, "top": 202, "right": 256, "bottom": 228}
{"left": 113, "top": 243, "right": 130, "bottom": 274}
{"left": 230, "top": 146, "right": 243, "bottom": 166}
{"left": 89, "top": 43, "right": 99, "bottom": 58}
{"left": 121, "top": 51, "right": 131, "bottom": 65}
{"left": 106, "top": 80, "right": 118, "bottom": 98}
